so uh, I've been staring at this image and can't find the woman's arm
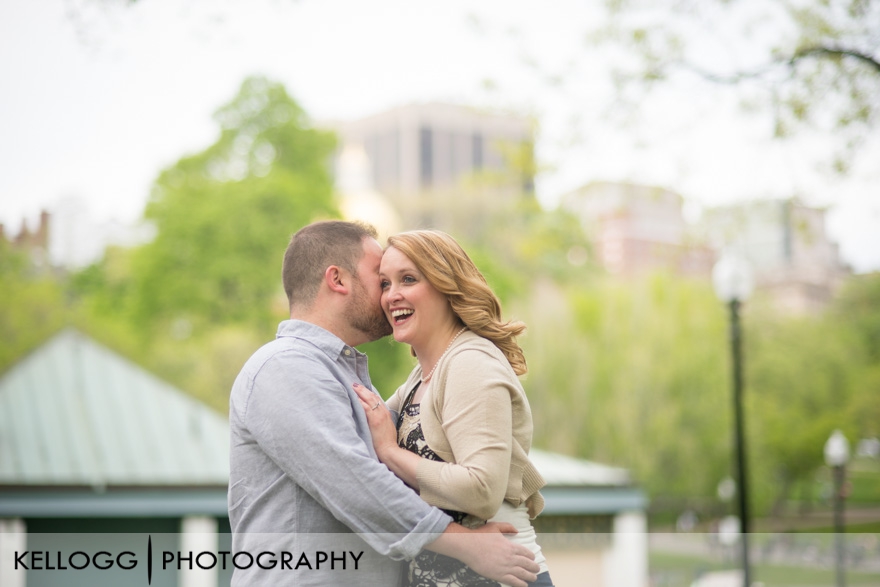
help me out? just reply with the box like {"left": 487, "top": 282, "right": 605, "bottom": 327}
{"left": 415, "top": 351, "right": 513, "bottom": 520}
{"left": 353, "top": 382, "right": 422, "bottom": 489}
{"left": 354, "top": 350, "right": 514, "bottom": 520}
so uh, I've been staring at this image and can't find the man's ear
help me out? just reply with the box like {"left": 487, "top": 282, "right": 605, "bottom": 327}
{"left": 324, "top": 265, "right": 349, "bottom": 294}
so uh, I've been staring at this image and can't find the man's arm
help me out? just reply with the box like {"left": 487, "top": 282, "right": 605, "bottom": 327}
{"left": 248, "top": 353, "right": 449, "bottom": 559}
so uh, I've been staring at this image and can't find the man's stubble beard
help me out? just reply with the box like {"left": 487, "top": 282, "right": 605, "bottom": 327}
{"left": 346, "top": 277, "right": 393, "bottom": 342}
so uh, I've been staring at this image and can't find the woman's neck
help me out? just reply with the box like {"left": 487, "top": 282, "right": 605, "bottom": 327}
{"left": 416, "top": 324, "right": 467, "bottom": 383}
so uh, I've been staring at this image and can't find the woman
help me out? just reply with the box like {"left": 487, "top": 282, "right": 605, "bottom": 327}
{"left": 353, "top": 230, "right": 553, "bottom": 587}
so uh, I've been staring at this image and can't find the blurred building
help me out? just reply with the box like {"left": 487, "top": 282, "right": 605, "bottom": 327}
{"left": 561, "top": 182, "right": 849, "bottom": 314}
{"left": 334, "top": 143, "right": 402, "bottom": 241}
{"left": 0, "top": 210, "right": 51, "bottom": 272}
{"left": 48, "top": 196, "right": 156, "bottom": 270}
{"left": 530, "top": 449, "right": 648, "bottom": 587}
{"left": 1, "top": 198, "right": 155, "bottom": 271}
{"left": 561, "top": 181, "right": 716, "bottom": 278}
{"left": 701, "top": 199, "right": 851, "bottom": 314}
{"left": 328, "top": 102, "right": 535, "bottom": 234}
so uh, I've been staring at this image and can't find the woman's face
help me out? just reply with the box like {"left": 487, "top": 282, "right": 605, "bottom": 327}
{"left": 379, "top": 246, "right": 456, "bottom": 349}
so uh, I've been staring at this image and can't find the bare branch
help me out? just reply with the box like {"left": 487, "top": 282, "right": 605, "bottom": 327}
{"left": 677, "top": 44, "right": 880, "bottom": 84}
{"left": 791, "top": 46, "right": 880, "bottom": 74}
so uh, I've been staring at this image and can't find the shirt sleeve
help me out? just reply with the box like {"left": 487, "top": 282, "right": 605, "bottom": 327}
{"left": 415, "top": 350, "right": 514, "bottom": 521}
{"left": 246, "top": 350, "right": 451, "bottom": 560}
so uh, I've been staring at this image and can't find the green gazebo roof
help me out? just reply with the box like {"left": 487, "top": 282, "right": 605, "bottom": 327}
{"left": 0, "top": 329, "right": 229, "bottom": 488}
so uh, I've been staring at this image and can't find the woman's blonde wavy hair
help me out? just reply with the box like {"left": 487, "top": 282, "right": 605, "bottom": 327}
{"left": 386, "top": 230, "right": 528, "bottom": 376}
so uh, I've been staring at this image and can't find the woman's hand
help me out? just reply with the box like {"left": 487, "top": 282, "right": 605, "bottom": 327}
{"left": 352, "top": 383, "right": 400, "bottom": 459}
{"left": 353, "top": 382, "right": 422, "bottom": 489}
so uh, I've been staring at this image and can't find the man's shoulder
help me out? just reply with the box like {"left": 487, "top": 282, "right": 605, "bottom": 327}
{"left": 242, "top": 335, "right": 326, "bottom": 375}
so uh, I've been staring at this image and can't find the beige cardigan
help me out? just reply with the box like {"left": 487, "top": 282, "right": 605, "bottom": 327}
{"left": 386, "top": 331, "right": 546, "bottom": 521}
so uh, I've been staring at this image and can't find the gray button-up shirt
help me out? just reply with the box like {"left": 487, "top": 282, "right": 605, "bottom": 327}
{"left": 229, "top": 320, "right": 451, "bottom": 586}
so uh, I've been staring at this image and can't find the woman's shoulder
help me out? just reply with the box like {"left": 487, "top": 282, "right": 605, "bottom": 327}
{"left": 450, "top": 330, "right": 502, "bottom": 352}
{"left": 447, "top": 331, "right": 505, "bottom": 360}
{"left": 444, "top": 332, "right": 515, "bottom": 379}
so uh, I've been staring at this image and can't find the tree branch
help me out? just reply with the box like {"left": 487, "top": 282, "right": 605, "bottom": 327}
{"left": 791, "top": 46, "right": 880, "bottom": 74}
{"left": 676, "top": 44, "right": 880, "bottom": 84}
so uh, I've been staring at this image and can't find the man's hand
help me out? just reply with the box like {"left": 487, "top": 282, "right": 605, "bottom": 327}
{"left": 427, "top": 522, "right": 539, "bottom": 587}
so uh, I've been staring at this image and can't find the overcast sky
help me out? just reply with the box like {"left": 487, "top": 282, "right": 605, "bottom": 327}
{"left": 1, "top": 0, "right": 878, "bottom": 271}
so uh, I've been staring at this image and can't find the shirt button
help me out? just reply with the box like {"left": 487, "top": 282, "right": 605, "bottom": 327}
{"left": 344, "top": 349, "right": 352, "bottom": 356}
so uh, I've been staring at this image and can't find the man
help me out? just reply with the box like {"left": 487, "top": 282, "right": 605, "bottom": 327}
{"left": 229, "top": 220, "right": 539, "bottom": 586}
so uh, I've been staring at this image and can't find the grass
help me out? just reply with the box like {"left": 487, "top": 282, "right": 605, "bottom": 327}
{"left": 649, "top": 550, "right": 880, "bottom": 587}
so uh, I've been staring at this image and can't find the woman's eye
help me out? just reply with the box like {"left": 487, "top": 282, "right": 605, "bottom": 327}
{"left": 403, "top": 275, "right": 416, "bottom": 284}
{"left": 380, "top": 280, "right": 390, "bottom": 290}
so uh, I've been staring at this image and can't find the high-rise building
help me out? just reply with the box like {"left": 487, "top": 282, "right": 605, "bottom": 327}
{"left": 329, "top": 102, "right": 534, "bottom": 232}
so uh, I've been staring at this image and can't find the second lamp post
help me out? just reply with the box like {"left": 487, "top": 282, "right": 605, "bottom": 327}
{"left": 825, "top": 429, "right": 851, "bottom": 587}
{"left": 713, "top": 250, "right": 755, "bottom": 587}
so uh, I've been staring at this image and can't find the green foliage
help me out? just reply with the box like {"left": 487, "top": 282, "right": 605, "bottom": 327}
{"left": 834, "top": 273, "right": 880, "bottom": 362}
{"left": 505, "top": 201, "right": 595, "bottom": 285}
{"left": 745, "top": 300, "right": 862, "bottom": 513}
{"left": 597, "top": 0, "right": 880, "bottom": 166}
{"left": 727, "top": 279, "right": 880, "bottom": 514}
{"left": 522, "top": 273, "right": 731, "bottom": 499}
{"left": 518, "top": 270, "right": 880, "bottom": 517}
{"left": 67, "top": 76, "right": 341, "bottom": 410}
{"left": 130, "top": 76, "right": 338, "bottom": 334}
{"left": 145, "top": 325, "right": 266, "bottom": 413}
{"left": 457, "top": 199, "right": 596, "bottom": 302}
{"left": 358, "top": 338, "right": 417, "bottom": 399}
{"left": 0, "top": 244, "right": 67, "bottom": 373}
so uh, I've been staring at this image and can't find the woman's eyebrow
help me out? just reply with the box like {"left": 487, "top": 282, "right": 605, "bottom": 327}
{"left": 381, "top": 265, "right": 419, "bottom": 276}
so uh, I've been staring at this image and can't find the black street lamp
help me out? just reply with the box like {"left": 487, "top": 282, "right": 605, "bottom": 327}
{"left": 825, "top": 429, "right": 851, "bottom": 587}
{"left": 713, "top": 250, "right": 754, "bottom": 587}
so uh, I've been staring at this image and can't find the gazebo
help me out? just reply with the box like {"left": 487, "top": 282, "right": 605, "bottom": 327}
{"left": 0, "top": 329, "right": 230, "bottom": 587}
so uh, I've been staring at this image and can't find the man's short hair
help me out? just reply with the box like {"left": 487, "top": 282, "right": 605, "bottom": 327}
{"left": 282, "top": 220, "right": 378, "bottom": 309}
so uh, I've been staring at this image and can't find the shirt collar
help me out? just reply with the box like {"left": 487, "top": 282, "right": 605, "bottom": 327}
{"left": 276, "top": 319, "right": 362, "bottom": 360}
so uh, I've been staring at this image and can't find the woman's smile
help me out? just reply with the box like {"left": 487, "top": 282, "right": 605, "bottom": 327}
{"left": 379, "top": 246, "right": 458, "bottom": 352}
{"left": 390, "top": 307, "right": 414, "bottom": 325}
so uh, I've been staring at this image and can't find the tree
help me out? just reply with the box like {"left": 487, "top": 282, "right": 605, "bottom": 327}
{"left": 70, "top": 76, "right": 341, "bottom": 410}
{"left": 0, "top": 243, "right": 67, "bottom": 373}
{"left": 129, "top": 76, "right": 338, "bottom": 334}
{"left": 831, "top": 273, "right": 880, "bottom": 437}
{"left": 745, "top": 304, "right": 862, "bottom": 514}
{"left": 597, "top": 0, "right": 880, "bottom": 170}
{"left": 522, "top": 272, "right": 734, "bottom": 501}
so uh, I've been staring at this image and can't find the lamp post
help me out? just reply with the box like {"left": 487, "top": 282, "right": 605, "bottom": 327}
{"left": 713, "top": 250, "right": 754, "bottom": 587}
{"left": 825, "top": 429, "right": 850, "bottom": 587}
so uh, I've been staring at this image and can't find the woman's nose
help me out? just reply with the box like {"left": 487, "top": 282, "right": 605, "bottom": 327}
{"left": 385, "top": 284, "right": 402, "bottom": 302}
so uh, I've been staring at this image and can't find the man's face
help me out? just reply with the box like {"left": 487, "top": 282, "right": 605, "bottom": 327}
{"left": 345, "top": 238, "right": 393, "bottom": 343}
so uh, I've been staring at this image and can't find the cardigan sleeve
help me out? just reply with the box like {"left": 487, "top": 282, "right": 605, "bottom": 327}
{"left": 415, "top": 349, "right": 514, "bottom": 521}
